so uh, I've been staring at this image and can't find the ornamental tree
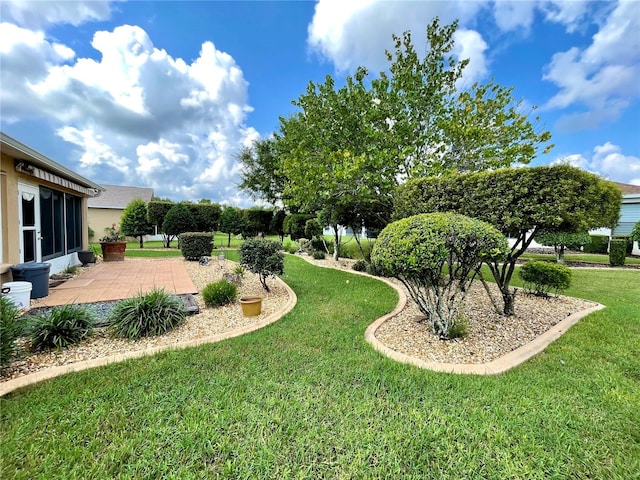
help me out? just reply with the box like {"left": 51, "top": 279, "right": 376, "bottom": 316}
{"left": 371, "top": 213, "right": 508, "bottom": 338}
{"left": 121, "top": 198, "right": 154, "bottom": 248}
{"left": 394, "top": 164, "right": 622, "bottom": 315}
{"left": 219, "top": 206, "right": 244, "bottom": 247}
{"left": 534, "top": 230, "right": 591, "bottom": 264}
{"left": 147, "top": 200, "right": 174, "bottom": 248}
{"left": 162, "top": 203, "right": 196, "bottom": 245}
{"left": 239, "top": 238, "right": 284, "bottom": 292}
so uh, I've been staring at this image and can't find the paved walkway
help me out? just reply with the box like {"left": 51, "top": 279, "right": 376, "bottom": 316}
{"left": 33, "top": 259, "right": 197, "bottom": 307}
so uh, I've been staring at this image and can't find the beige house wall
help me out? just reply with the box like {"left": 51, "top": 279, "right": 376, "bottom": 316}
{"left": 1, "top": 152, "right": 91, "bottom": 284}
{"left": 88, "top": 207, "right": 124, "bottom": 242}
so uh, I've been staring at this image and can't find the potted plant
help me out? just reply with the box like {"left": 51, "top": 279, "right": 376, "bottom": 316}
{"left": 99, "top": 223, "right": 127, "bottom": 261}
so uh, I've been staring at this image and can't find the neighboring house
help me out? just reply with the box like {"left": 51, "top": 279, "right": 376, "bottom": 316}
{"left": 87, "top": 184, "right": 154, "bottom": 241}
{"left": 612, "top": 182, "right": 640, "bottom": 236}
{"left": 1, "top": 132, "right": 104, "bottom": 283}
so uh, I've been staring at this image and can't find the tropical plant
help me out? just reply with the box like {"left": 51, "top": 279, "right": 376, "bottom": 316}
{"left": 27, "top": 304, "right": 94, "bottom": 351}
{"left": 108, "top": 288, "right": 187, "bottom": 339}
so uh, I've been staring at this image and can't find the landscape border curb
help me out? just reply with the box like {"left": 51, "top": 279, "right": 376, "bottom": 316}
{"left": 298, "top": 255, "right": 606, "bottom": 375}
{"left": 1, "top": 276, "right": 297, "bottom": 397}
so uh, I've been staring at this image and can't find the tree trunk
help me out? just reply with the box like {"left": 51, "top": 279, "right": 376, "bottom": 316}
{"left": 501, "top": 288, "right": 516, "bottom": 316}
{"left": 227, "top": 233, "right": 231, "bottom": 248}
{"left": 557, "top": 245, "right": 566, "bottom": 264}
{"left": 332, "top": 225, "right": 340, "bottom": 261}
{"left": 138, "top": 236, "right": 144, "bottom": 248}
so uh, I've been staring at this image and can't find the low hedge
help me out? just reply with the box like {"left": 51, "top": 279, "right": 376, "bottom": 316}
{"left": 519, "top": 261, "right": 572, "bottom": 296}
{"left": 611, "top": 235, "right": 632, "bottom": 256}
{"left": 583, "top": 234, "right": 609, "bottom": 254}
{"left": 179, "top": 232, "right": 213, "bottom": 260}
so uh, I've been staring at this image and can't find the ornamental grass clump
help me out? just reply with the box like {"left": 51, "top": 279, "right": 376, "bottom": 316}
{"left": 108, "top": 288, "right": 187, "bottom": 339}
{"left": 27, "top": 304, "right": 94, "bottom": 351}
{"left": 202, "top": 280, "right": 237, "bottom": 307}
{"left": 1, "top": 296, "right": 20, "bottom": 366}
{"left": 371, "top": 212, "right": 508, "bottom": 339}
{"left": 518, "top": 261, "right": 572, "bottom": 296}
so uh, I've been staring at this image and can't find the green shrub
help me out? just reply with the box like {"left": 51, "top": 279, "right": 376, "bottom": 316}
{"left": 352, "top": 259, "right": 367, "bottom": 272}
{"left": 304, "top": 218, "right": 323, "bottom": 239}
{"left": 282, "top": 238, "right": 299, "bottom": 254}
{"left": 338, "top": 240, "right": 374, "bottom": 260}
{"left": 27, "top": 304, "right": 94, "bottom": 351}
{"left": 202, "top": 278, "right": 238, "bottom": 307}
{"left": 1, "top": 296, "right": 20, "bottom": 366}
{"left": 202, "top": 280, "right": 237, "bottom": 307}
{"left": 371, "top": 213, "right": 508, "bottom": 338}
{"left": 609, "top": 239, "right": 627, "bottom": 266}
{"left": 312, "top": 250, "right": 326, "bottom": 260}
{"left": 518, "top": 261, "right": 572, "bottom": 296}
{"left": 311, "top": 237, "right": 329, "bottom": 253}
{"left": 163, "top": 202, "right": 197, "bottom": 239}
{"left": 535, "top": 230, "right": 591, "bottom": 263}
{"left": 239, "top": 238, "right": 284, "bottom": 292}
{"left": 611, "top": 235, "right": 632, "bottom": 256}
{"left": 108, "top": 288, "right": 187, "bottom": 339}
{"left": 179, "top": 232, "right": 213, "bottom": 260}
{"left": 583, "top": 235, "right": 609, "bottom": 254}
{"left": 632, "top": 221, "right": 640, "bottom": 243}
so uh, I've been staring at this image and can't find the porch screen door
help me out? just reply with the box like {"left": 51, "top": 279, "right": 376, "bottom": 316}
{"left": 18, "top": 183, "right": 41, "bottom": 263}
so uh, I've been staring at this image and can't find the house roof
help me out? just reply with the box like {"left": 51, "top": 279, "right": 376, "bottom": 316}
{"left": 88, "top": 184, "right": 155, "bottom": 209}
{"left": 614, "top": 182, "right": 640, "bottom": 194}
{"left": 1, "top": 131, "right": 104, "bottom": 193}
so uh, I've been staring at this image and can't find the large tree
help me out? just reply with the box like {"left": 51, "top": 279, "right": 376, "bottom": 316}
{"left": 121, "top": 198, "right": 154, "bottom": 248}
{"left": 238, "top": 138, "right": 287, "bottom": 206}
{"left": 394, "top": 165, "right": 622, "bottom": 315}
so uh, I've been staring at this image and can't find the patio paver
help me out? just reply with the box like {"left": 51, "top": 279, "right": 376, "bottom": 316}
{"left": 32, "top": 258, "right": 197, "bottom": 307}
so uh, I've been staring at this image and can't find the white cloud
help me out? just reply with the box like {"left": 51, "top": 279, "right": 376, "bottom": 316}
{"left": 0, "top": 20, "right": 259, "bottom": 202}
{"left": 307, "top": 0, "right": 485, "bottom": 74}
{"left": 452, "top": 29, "right": 488, "bottom": 87}
{"left": 305, "top": 0, "right": 596, "bottom": 78}
{"left": 553, "top": 142, "right": 640, "bottom": 185}
{"left": 1, "top": 0, "right": 115, "bottom": 29}
{"left": 543, "top": 0, "right": 640, "bottom": 130}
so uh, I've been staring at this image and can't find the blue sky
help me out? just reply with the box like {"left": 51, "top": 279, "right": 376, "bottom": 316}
{"left": 1, "top": 0, "right": 639, "bottom": 205}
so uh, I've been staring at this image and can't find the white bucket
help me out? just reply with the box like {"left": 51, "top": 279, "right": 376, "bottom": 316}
{"left": 1, "top": 281, "right": 32, "bottom": 309}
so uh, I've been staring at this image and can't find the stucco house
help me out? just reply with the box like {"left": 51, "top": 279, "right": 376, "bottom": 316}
{"left": 87, "top": 184, "right": 154, "bottom": 241}
{"left": 1, "top": 132, "right": 104, "bottom": 284}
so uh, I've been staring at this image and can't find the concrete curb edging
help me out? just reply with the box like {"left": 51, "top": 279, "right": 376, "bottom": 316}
{"left": 0, "top": 277, "right": 297, "bottom": 397}
{"left": 298, "top": 255, "right": 606, "bottom": 376}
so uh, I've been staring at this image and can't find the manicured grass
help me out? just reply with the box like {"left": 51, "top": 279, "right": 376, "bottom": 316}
{"left": 125, "top": 249, "right": 183, "bottom": 257}
{"left": 1, "top": 257, "right": 638, "bottom": 478}
{"left": 521, "top": 252, "right": 640, "bottom": 265}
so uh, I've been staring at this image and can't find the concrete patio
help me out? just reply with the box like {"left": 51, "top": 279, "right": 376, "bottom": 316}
{"left": 31, "top": 258, "right": 198, "bottom": 307}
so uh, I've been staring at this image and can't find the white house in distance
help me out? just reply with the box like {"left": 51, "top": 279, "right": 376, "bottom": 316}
{"left": 87, "top": 184, "right": 154, "bottom": 241}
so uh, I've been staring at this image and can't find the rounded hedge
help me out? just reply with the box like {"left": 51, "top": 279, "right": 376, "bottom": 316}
{"left": 518, "top": 261, "right": 572, "bottom": 296}
{"left": 371, "top": 213, "right": 508, "bottom": 280}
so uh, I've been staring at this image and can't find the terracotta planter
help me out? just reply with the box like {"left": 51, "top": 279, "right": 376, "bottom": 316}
{"left": 100, "top": 241, "right": 127, "bottom": 262}
{"left": 77, "top": 250, "right": 96, "bottom": 266}
{"left": 240, "top": 296, "right": 263, "bottom": 317}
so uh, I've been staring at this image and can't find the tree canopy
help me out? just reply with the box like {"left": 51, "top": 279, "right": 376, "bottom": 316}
{"left": 240, "top": 17, "right": 553, "bottom": 260}
{"left": 394, "top": 164, "right": 622, "bottom": 315}
{"left": 120, "top": 198, "right": 154, "bottom": 248}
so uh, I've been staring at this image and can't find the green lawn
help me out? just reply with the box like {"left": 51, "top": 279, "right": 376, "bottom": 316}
{"left": 1, "top": 256, "right": 638, "bottom": 478}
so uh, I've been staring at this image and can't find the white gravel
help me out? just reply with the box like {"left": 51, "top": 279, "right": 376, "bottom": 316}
{"left": 304, "top": 255, "right": 597, "bottom": 365}
{"left": 1, "top": 259, "right": 290, "bottom": 382}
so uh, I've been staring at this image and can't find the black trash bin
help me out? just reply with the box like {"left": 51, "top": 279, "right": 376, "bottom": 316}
{"left": 11, "top": 262, "right": 51, "bottom": 299}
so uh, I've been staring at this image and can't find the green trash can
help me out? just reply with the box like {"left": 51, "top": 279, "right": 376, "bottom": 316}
{"left": 10, "top": 262, "right": 51, "bottom": 299}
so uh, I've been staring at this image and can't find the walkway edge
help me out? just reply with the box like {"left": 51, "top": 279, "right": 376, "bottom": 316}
{"left": 1, "top": 277, "right": 297, "bottom": 397}
{"left": 298, "top": 255, "right": 606, "bottom": 375}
